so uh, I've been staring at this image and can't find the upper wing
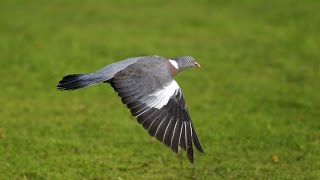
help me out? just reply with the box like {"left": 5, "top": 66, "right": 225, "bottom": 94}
{"left": 109, "top": 61, "right": 204, "bottom": 163}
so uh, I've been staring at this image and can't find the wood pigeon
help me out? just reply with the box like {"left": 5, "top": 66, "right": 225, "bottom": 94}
{"left": 57, "top": 55, "right": 204, "bottom": 163}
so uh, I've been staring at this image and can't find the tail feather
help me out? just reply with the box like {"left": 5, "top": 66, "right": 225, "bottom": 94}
{"left": 57, "top": 73, "right": 106, "bottom": 90}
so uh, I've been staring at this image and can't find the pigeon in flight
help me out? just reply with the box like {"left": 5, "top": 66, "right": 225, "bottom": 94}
{"left": 57, "top": 55, "right": 204, "bottom": 163}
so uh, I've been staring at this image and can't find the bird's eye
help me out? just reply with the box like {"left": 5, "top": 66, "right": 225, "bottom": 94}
{"left": 188, "top": 60, "right": 191, "bottom": 63}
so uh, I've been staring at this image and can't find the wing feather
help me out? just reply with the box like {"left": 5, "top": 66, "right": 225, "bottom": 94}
{"left": 108, "top": 60, "right": 203, "bottom": 163}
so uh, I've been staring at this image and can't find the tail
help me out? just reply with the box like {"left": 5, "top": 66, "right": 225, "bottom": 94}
{"left": 57, "top": 72, "right": 107, "bottom": 91}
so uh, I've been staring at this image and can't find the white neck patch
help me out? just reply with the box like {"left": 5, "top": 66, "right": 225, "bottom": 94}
{"left": 169, "top": 59, "right": 179, "bottom": 69}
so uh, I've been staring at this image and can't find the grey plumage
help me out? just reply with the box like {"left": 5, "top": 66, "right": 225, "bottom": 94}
{"left": 57, "top": 56, "right": 142, "bottom": 90}
{"left": 57, "top": 55, "right": 204, "bottom": 163}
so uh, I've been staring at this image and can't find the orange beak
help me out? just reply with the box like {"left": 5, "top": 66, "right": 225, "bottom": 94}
{"left": 194, "top": 62, "right": 201, "bottom": 68}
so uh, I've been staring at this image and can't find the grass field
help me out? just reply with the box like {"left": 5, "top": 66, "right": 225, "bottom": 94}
{"left": 1, "top": 0, "right": 320, "bottom": 179}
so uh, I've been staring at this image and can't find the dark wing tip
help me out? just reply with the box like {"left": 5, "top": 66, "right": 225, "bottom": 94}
{"left": 172, "top": 148, "right": 179, "bottom": 154}
{"left": 191, "top": 124, "right": 204, "bottom": 153}
{"left": 186, "top": 121, "right": 194, "bottom": 163}
{"left": 187, "top": 148, "right": 194, "bottom": 163}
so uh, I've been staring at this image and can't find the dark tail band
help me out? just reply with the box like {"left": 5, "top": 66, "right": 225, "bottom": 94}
{"left": 57, "top": 73, "right": 104, "bottom": 90}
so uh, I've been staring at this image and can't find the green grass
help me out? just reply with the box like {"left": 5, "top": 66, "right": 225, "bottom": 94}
{"left": 1, "top": 0, "right": 320, "bottom": 179}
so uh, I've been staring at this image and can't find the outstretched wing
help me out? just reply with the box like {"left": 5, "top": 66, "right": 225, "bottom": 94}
{"left": 109, "top": 61, "right": 204, "bottom": 163}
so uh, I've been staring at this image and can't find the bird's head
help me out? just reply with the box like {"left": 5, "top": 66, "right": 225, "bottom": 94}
{"left": 171, "top": 56, "right": 201, "bottom": 71}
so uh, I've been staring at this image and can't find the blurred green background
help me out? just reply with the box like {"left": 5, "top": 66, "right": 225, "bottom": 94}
{"left": 0, "top": 0, "right": 319, "bottom": 179}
